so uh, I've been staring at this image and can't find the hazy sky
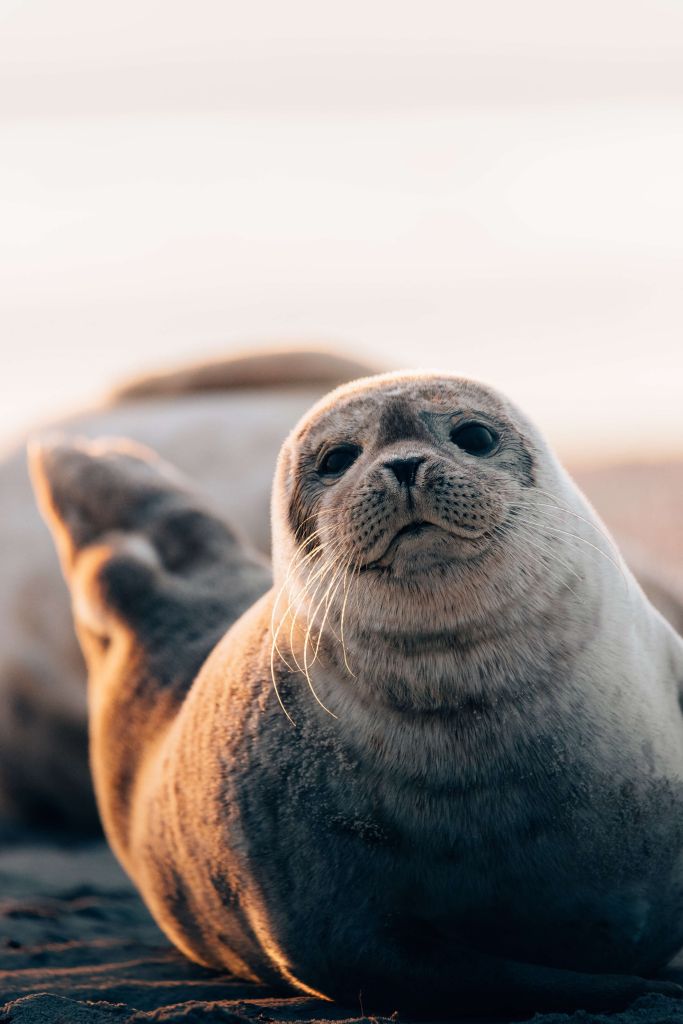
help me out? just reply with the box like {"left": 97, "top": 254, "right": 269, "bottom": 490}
{"left": 1, "top": 0, "right": 682, "bottom": 462}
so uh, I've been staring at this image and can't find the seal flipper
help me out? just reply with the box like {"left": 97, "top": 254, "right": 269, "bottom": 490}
{"left": 29, "top": 437, "right": 271, "bottom": 853}
{"left": 29, "top": 436, "right": 270, "bottom": 671}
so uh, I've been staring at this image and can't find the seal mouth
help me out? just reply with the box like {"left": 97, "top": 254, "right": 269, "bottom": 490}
{"left": 388, "top": 519, "right": 485, "bottom": 549}
{"left": 392, "top": 520, "right": 434, "bottom": 541}
{"left": 384, "top": 520, "right": 447, "bottom": 557}
{"left": 359, "top": 521, "right": 438, "bottom": 571}
{"left": 361, "top": 517, "right": 489, "bottom": 572}
{"left": 364, "top": 522, "right": 435, "bottom": 567}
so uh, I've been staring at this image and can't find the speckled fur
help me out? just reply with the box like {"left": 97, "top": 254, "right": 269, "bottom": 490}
{"left": 30, "top": 372, "right": 683, "bottom": 1017}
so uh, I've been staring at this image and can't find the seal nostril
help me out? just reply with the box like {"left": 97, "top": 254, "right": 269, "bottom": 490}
{"left": 384, "top": 457, "right": 424, "bottom": 487}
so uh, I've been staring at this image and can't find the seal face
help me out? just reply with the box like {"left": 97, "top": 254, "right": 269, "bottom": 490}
{"left": 284, "top": 378, "right": 534, "bottom": 575}
{"left": 31, "top": 371, "right": 683, "bottom": 1017}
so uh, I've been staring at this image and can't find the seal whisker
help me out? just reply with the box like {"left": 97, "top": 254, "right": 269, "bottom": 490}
{"left": 280, "top": 560, "right": 336, "bottom": 677}
{"left": 491, "top": 523, "right": 582, "bottom": 598}
{"left": 338, "top": 557, "right": 359, "bottom": 678}
{"left": 506, "top": 514, "right": 585, "bottom": 583}
{"left": 269, "top": 539, "right": 347, "bottom": 724}
{"left": 310, "top": 557, "right": 351, "bottom": 666}
{"left": 286, "top": 536, "right": 348, "bottom": 678}
{"left": 274, "top": 520, "right": 344, "bottom": 611}
{"left": 302, "top": 570, "right": 348, "bottom": 717}
{"left": 507, "top": 524, "right": 583, "bottom": 592}
{"left": 292, "top": 504, "right": 356, "bottom": 542}
{"left": 300, "top": 540, "right": 349, "bottom": 645}
{"left": 512, "top": 495, "right": 624, "bottom": 563}
{"left": 269, "top": 523, "right": 348, "bottom": 678}
{"left": 298, "top": 547, "right": 352, "bottom": 717}
{"left": 270, "top": 536, "right": 328, "bottom": 671}
{"left": 269, "top": 538, "right": 332, "bottom": 725}
{"left": 268, "top": 640, "right": 298, "bottom": 727}
{"left": 511, "top": 506, "right": 629, "bottom": 589}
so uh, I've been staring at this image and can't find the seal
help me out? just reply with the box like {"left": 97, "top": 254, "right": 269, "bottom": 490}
{"left": 30, "top": 371, "right": 683, "bottom": 1016}
{"left": 1, "top": 350, "right": 680, "bottom": 832}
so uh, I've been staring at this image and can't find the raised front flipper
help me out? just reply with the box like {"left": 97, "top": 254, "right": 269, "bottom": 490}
{"left": 29, "top": 437, "right": 271, "bottom": 857}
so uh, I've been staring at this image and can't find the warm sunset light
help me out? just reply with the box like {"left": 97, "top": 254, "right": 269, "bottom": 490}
{"left": 1, "top": 5, "right": 682, "bottom": 1024}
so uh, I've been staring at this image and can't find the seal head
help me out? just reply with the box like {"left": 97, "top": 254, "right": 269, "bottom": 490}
{"left": 270, "top": 371, "right": 614, "bottom": 715}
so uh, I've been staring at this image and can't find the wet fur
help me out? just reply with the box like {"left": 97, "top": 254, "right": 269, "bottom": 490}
{"left": 31, "top": 372, "right": 683, "bottom": 1016}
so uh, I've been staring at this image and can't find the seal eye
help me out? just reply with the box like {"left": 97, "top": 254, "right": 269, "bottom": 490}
{"left": 450, "top": 423, "right": 497, "bottom": 456}
{"left": 318, "top": 445, "right": 361, "bottom": 477}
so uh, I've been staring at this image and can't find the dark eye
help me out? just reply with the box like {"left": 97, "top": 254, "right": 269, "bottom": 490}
{"left": 317, "top": 444, "right": 361, "bottom": 477}
{"left": 450, "top": 423, "right": 498, "bottom": 456}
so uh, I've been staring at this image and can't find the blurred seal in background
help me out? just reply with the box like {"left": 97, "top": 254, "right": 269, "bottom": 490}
{"left": 0, "top": 349, "right": 373, "bottom": 830}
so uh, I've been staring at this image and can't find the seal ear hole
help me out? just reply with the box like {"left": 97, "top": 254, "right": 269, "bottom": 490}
{"left": 450, "top": 423, "right": 498, "bottom": 457}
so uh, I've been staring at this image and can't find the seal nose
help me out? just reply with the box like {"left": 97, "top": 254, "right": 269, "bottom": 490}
{"left": 384, "top": 456, "right": 424, "bottom": 487}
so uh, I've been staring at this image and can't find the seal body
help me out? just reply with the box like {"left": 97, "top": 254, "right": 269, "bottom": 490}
{"left": 31, "top": 371, "right": 683, "bottom": 1015}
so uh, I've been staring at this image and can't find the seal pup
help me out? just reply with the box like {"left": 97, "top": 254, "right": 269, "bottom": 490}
{"left": 31, "top": 371, "right": 683, "bottom": 1015}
